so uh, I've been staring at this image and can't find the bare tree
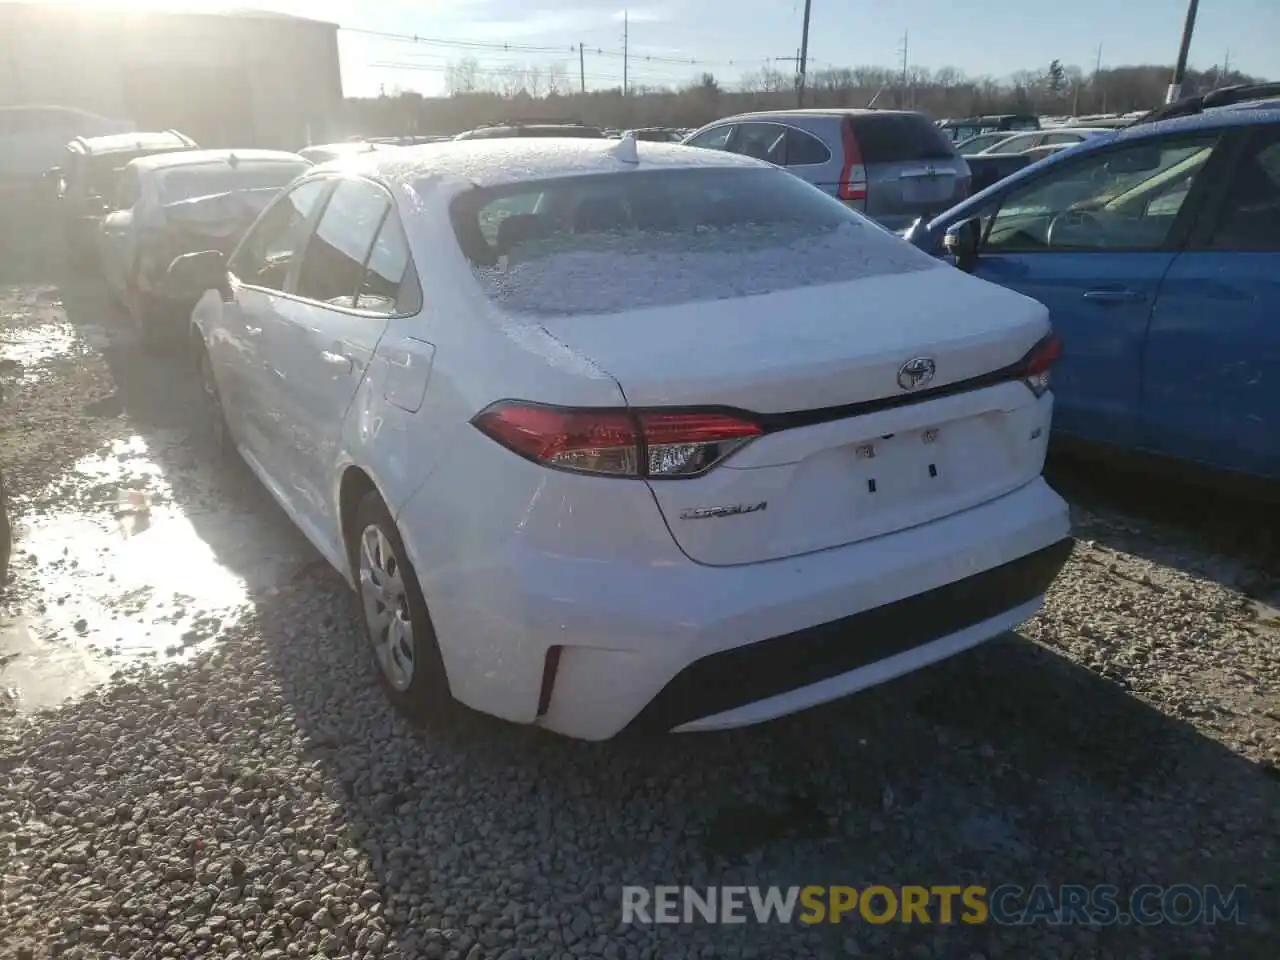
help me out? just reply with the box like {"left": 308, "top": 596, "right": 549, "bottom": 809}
{"left": 547, "top": 62, "right": 569, "bottom": 96}
{"left": 495, "top": 65, "right": 525, "bottom": 99}
{"left": 524, "top": 65, "right": 545, "bottom": 99}
{"left": 445, "top": 57, "right": 480, "bottom": 96}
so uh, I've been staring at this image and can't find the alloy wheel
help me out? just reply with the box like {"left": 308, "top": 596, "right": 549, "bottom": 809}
{"left": 358, "top": 523, "right": 416, "bottom": 692}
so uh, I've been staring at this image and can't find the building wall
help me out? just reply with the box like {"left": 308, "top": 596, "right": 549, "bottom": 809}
{"left": 0, "top": 4, "right": 341, "bottom": 150}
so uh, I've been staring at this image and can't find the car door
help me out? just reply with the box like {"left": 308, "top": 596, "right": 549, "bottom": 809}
{"left": 99, "top": 168, "right": 141, "bottom": 297}
{"left": 218, "top": 177, "right": 334, "bottom": 469}
{"left": 962, "top": 131, "right": 1225, "bottom": 447}
{"left": 1140, "top": 126, "right": 1280, "bottom": 480}
{"left": 262, "top": 176, "right": 393, "bottom": 530}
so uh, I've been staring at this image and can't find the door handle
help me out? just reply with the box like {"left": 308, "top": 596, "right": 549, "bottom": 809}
{"left": 1082, "top": 289, "right": 1145, "bottom": 303}
{"left": 244, "top": 325, "right": 263, "bottom": 336}
{"left": 320, "top": 350, "right": 354, "bottom": 373}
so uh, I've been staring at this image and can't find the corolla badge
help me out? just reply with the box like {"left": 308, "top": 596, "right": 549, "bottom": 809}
{"left": 679, "top": 502, "right": 768, "bottom": 521}
{"left": 897, "top": 357, "right": 936, "bottom": 391}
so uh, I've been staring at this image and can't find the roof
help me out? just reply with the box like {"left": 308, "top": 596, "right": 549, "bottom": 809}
{"left": 347, "top": 138, "right": 770, "bottom": 191}
{"left": 0, "top": 2, "right": 338, "bottom": 30}
{"left": 129, "top": 148, "right": 307, "bottom": 172}
{"left": 71, "top": 131, "right": 192, "bottom": 155}
{"left": 715, "top": 108, "right": 924, "bottom": 123}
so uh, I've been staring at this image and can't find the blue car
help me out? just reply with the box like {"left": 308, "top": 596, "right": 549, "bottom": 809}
{"left": 905, "top": 85, "right": 1280, "bottom": 489}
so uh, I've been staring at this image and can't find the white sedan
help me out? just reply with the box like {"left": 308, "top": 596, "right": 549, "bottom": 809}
{"left": 171, "top": 136, "right": 1073, "bottom": 741}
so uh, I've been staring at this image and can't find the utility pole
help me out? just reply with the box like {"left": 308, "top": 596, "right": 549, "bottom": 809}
{"left": 622, "top": 10, "right": 629, "bottom": 96}
{"left": 1093, "top": 44, "right": 1104, "bottom": 112}
{"left": 579, "top": 42, "right": 585, "bottom": 93}
{"left": 1167, "top": 0, "right": 1200, "bottom": 104}
{"left": 1221, "top": 48, "right": 1231, "bottom": 85}
{"left": 796, "top": 0, "right": 813, "bottom": 108}
{"left": 898, "top": 31, "right": 909, "bottom": 108}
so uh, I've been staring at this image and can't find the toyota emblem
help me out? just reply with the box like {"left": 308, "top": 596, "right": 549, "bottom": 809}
{"left": 897, "top": 357, "right": 936, "bottom": 391}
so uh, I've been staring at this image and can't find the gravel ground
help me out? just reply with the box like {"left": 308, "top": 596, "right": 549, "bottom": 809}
{"left": 1, "top": 230, "right": 1277, "bottom": 959}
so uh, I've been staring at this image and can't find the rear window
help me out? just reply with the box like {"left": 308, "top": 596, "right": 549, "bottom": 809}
{"left": 157, "top": 160, "right": 308, "bottom": 204}
{"left": 853, "top": 114, "right": 957, "bottom": 163}
{"left": 449, "top": 167, "right": 938, "bottom": 317}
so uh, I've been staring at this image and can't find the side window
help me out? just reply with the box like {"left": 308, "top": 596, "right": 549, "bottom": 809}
{"left": 1044, "top": 132, "right": 1085, "bottom": 146}
{"left": 731, "top": 122, "right": 787, "bottom": 164}
{"left": 1205, "top": 135, "right": 1280, "bottom": 251}
{"left": 685, "top": 125, "right": 733, "bottom": 151}
{"left": 229, "top": 178, "right": 330, "bottom": 292}
{"left": 980, "top": 134, "right": 1219, "bottom": 253}
{"left": 784, "top": 126, "right": 831, "bottom": 166}
{"left": 293, "top": 178, "right": 389, "bottom": 307}
{"left": 113, "top": 171, "right": 140, "bottom": 210}
{"left": 356, "top": 211, "right": 421, "bottom": 315}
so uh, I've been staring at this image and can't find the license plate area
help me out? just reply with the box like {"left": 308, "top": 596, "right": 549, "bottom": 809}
{"left": 851, "top": 428, "right": 952, "bottom": 507}
{"left": 899, "top": 170, "right": 955, "bottom": 205}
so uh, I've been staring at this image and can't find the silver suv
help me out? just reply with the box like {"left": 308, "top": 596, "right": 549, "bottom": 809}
{"left": 683, "top": 109, "right": 970, "bottom": 231}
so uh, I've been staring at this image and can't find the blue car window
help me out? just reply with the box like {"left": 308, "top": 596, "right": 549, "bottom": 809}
{"left": 1207, "top": 139, "right": 1280, "bottom": 251}
{"left": 980, "top": 134, "right": 1219, "bottom": 252}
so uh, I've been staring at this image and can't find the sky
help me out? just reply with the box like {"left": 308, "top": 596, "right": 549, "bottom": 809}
{"left": 26, "top": 0, "right": 1280, "bottom": 97}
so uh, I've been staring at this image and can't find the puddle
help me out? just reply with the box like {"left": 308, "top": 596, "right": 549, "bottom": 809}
{"left": 0, "top": 432, "right": 317, "bottom": 713}
{"left": 0, "top": 319, "right": 114, "bottom": 382}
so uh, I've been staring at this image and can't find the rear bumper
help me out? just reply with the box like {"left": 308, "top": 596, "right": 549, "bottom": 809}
{"left": 404, "top": 469, "right": 1072, "bottom": 741}
{"left": 627, "top": 536, "right": 1072, "bottom": 734}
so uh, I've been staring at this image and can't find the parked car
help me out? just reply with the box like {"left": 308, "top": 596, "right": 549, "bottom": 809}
{"left": 955, "top": 131, "right": 1019, "bottom": 154}
{"left": 300, "top": 141, "right": 405, "bottom": 164}
{"left": 938, "top": 114, "right": 1041, "bottom": 143}
{"left": 682, "top": 109, "right": 971, "bottom": 231}
{"left": 454, "top": 120, "right": 605, "bottom": 140}
{"left": 905, "top": 89, "right": 1280, "bottom": 487}
{"left": 973, "top": 128, "right": 1112, "bottom": 156}
{"left": 958, "top": 153, "right": 1038, "bottom": 196}
{"left": 0, "top": 104, "right": 134, "bottom": 182}
{"left": 50, "top": 130, "right": 199, "bottom": 264}
{"left": 624, "top": 127, "right": 684, "bottom": 142}
{"left": 168, "top": 138, "right": 1072, "bottom": 740}
{"left": 99, "top": 148, "right": 311, "bottom": 344}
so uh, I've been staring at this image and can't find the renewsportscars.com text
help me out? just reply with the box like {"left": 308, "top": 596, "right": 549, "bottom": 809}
{"left": 622, "top": 884, "right": 1248, "bottom": 926}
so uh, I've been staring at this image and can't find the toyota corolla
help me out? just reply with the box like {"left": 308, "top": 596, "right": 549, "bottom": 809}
{"left": 171, "top": 136, "right": 1073, "bottom": 740}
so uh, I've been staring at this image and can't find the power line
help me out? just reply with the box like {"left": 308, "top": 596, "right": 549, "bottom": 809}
{"left": 341, "top": 24, "right": 772, "bottom": 69}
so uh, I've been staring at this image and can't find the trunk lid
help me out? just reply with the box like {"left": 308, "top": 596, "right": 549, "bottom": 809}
{"left": 538, "top": 266, "right": 1054, "bottom": 566}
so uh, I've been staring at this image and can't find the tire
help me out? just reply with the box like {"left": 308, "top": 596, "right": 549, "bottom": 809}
{"left": 347, "top": 490, "right": 452, "bottom": 725}
{"left": 129, "top": 282, "right": 178, "bottom": 353}
{"left": 196, "top": 342, "right": 238, "bottom": 463}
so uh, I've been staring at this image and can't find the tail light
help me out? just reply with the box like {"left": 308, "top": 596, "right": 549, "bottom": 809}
{"left": 837, "top": 118, "right": 867, "bottom": 203}
{"left": 1020, "top": 333, "right": 1062, "bottom": 397}
{"left": 471, "top": 401, "right": 763, "bottom": 479}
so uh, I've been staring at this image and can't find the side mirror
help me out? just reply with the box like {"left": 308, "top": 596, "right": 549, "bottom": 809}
{"left": 943, "top": 218, "right": 981, "bottom": 272}
{"left": 901, "top": 216, "right": 926, "bottom": 245}
{"left": 167, "top": 249, "right": 231, "bottom": 301}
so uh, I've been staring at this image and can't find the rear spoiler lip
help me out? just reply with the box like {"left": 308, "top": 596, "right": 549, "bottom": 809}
{"left": 562, "top": 333, "right": 1060, "bottom": 436}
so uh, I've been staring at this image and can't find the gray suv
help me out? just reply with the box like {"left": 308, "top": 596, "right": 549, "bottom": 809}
{"left": 682, "top": 109, "right": 970, "bottom": 231}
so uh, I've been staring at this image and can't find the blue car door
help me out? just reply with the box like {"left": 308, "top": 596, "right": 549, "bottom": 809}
{"left": 1141, "top": 126, "right": 1280, "bottom": 481}
{"left": 963, "top": 131, "right": 1225, "bottom": 447}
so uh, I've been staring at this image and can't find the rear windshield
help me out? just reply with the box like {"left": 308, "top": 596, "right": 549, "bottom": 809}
{"left": 853, "top": 114, "right": 957, "bottom": 163}
{"left": 157, "top": 160, "right": 308, "bottom": 204}
{"left": 449, "top": 167, "right": 938, "bottom": 317}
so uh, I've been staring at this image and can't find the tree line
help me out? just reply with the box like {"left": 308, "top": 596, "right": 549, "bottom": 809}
{"left": 341, "top": 58, "right": 1267, "bottom": 138}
